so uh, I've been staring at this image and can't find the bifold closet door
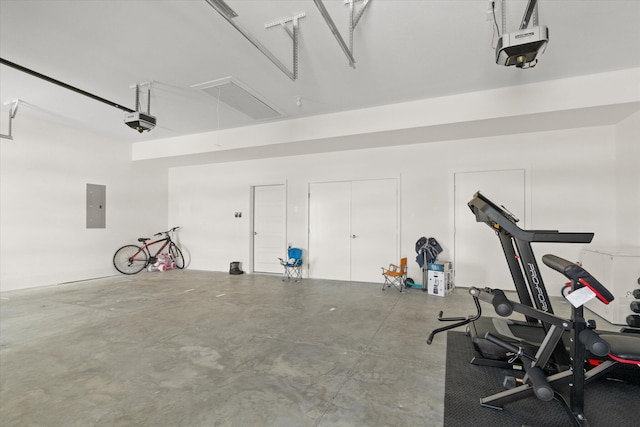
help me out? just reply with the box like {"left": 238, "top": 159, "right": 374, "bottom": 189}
{"left": 309, "top": 179, "right": 398, "bottom": 282}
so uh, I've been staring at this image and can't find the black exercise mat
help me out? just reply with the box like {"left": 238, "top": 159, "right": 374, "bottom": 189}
{"left": 443, "top": 331, "right": 639, "bottom": 427}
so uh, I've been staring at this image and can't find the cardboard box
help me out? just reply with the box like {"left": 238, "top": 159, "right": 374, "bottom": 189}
{"left": 427, "top": 262, "right": 452, "bottom": 273}
{"left": 427, "top": 262, "right": 454, "bottom": 296}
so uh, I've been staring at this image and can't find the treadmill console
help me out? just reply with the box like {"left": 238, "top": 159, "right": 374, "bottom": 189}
{"left": 469, "top": 191, "right": 520, "bottom": 224}
{"left": 467, "top": 191, "right": 593, "bottom": 243}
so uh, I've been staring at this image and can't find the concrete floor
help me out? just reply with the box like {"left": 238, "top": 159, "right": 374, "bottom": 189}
{"left": 0, "top": 271, "right": 617, "bottom": 427}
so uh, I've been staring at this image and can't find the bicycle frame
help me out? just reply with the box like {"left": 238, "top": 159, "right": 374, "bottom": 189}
{"left": 114, "top": 227, "right": 184, "bottom": 275}
{"left": 128, "top": 229, "right": 178, "bottom": 266}
{"left": 135, "top": 237, "right": 171, "bottom": 264}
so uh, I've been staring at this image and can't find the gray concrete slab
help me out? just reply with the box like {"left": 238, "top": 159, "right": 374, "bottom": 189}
{"left": 1, "top": 270, "right": 616, "bottom": 426}
{"left": 1, "top": 270, "right": 465, "bottom": 426}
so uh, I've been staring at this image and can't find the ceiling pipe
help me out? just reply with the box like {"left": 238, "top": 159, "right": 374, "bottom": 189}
{"left": 0, "top": 57, "right": 135, "bottom": 113}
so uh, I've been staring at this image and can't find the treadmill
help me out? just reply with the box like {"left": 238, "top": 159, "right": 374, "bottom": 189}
{"left": 464, "top": 192, "right": 593, "bottom": 369}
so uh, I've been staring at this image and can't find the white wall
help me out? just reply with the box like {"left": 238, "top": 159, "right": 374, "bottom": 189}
{"left": 0, "top": 115, "right": 169, "bottom": 291}
{"left": 2, "top": 72, "right": 637, "bottom": 294}
{"left": 163, "top": 70, "right": 640, "bottom": 296}
{"left": 168, "top": 124, "right": 623, "bottom": 295}
{"left": 616, "top": 111, "right": 640, "bottom": 246}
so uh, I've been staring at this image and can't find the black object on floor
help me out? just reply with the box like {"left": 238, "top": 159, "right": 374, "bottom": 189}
{"left": 443, "top": 331, "right": 639, "bottom": 427}
{"left": 229, "top": 261, "right": 244, "bottom": 274}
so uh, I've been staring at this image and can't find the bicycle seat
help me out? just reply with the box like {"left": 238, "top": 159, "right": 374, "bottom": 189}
{"left": 138, "top": 237, "right": 150, "bottom": 243}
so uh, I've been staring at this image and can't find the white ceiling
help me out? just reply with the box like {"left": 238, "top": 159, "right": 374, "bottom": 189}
{"left": 1, "top": 0, "right": 639, "bottom": 147}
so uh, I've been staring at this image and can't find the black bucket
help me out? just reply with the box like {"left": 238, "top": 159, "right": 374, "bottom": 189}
{"left": 229, "top": 261, "right": 244, "bottom": 275}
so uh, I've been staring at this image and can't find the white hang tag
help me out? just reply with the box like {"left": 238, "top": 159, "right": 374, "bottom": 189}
{"left": 566, "top": 286, "right": 597, "bottom": 308}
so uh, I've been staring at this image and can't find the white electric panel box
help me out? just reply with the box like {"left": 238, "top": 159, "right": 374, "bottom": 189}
{"left": 582, "top": 247, "right": 640, "bottom": 325}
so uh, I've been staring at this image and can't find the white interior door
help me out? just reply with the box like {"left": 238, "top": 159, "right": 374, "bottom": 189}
{"left": 308, "top": 182, "right": 351, "bottom": 280}
{"left": 454, "top": 170, "right": 525, "bottom": 290}
{"left": 308, "top": 179, "right": 398, "bottom": 282}
{"left": 351, "top": 179, "right": 398, "bottom": 282}
{"left": 253, "top": 185, "right": 285, "bottom": 274}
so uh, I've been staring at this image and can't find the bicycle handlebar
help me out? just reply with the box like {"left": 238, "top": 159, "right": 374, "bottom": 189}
{"left": 153, "top": 226, "right": 181, "bottom": 237}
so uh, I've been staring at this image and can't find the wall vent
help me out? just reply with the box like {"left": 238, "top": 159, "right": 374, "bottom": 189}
{"left": 192, "top": 77, "right": 283, "bottom": 120}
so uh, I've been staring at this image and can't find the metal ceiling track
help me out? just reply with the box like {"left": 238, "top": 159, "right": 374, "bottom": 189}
{"left": 204, "top": 0, "right": 303, "bottom": 81}
{"left": 313, "top": 0, "right": 371, "bottom": 69}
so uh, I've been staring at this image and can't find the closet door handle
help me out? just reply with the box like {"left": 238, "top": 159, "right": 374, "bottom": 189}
{"left": 352, "top": 234, "right": 359, "bottom": 239}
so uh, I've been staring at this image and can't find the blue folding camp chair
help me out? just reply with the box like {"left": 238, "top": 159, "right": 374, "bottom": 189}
{"left": 279, "top": 247, "right": 303, "bottom": 282}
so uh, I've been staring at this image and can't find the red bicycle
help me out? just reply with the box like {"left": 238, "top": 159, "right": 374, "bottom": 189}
{"left": 113, "top": 227, "right": 185, "bottom": 274}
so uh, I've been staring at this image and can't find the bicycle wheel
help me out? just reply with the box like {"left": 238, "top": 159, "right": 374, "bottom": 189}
{"left": 169, "top": 243, "right": 185, "bottom": 269}
{"left": 113, "top": 245, "right": 148, "bottom": 274}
